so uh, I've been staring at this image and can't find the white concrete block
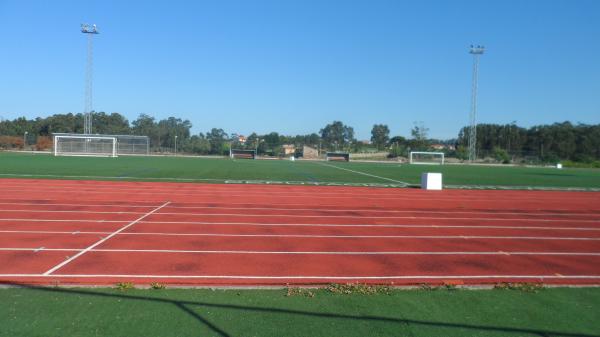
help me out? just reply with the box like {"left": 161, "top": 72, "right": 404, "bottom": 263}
{"left": 421, "top": 172, "right": 443, "bottom": 190}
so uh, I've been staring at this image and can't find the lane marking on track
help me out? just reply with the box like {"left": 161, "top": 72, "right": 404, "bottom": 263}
{"left": 1, "top": 273, "right": 599, "bottom": 280}
{"left": 3, "top": 247, "right": 600, "bottom": 256}
{"left": 1, "top": 229, "right": 600, "bottom": 240}
{"left": 34, "top": 247, "right": 44, "bottom": 253}
{"left": 3, "top": 209, "right": 600, "bottom": 222}
{"left": 0, "top": 209, "right": 142, "bottom": 214}
{"left": 41, "top": 201, "right": 171, "bottom": 276}
{"left": 2, "top": 218, "right": 599, "bottom": 231}
{"left": 3, "top": 201, "right": 600, "bottom": 217}
{"left": 0, "top": 189, "right": 598, "bottom": 205}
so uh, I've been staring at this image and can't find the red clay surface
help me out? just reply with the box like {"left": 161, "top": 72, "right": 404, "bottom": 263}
{"left": 0, "top": 178, "right": 599, "bottom": 286}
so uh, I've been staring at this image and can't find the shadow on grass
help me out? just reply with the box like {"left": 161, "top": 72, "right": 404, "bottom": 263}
{"left": 4, "top": 283, "right": 597, "bottom": 337}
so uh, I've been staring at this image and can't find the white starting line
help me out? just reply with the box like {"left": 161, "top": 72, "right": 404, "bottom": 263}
{"left": 42, "top": 201, "right": 171, "bottom": 276}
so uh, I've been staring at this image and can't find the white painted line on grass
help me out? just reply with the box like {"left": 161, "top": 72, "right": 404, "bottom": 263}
{"left": 316, "top": 162, "right": 410, "bottom": 186}
{"left": 42, "top": 201, "right": 171, "bottom": 276}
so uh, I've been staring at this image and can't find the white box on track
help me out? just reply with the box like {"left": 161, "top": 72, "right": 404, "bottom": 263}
{"left": 421, "top": 173, "right": 443, "bottom": 190}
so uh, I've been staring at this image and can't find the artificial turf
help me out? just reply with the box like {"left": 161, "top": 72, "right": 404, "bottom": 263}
{"left": 0, "top": 286, "right": 598, "bottom": 337}
{"left": 1, "top": 152, "right": 599, "bottom": 189}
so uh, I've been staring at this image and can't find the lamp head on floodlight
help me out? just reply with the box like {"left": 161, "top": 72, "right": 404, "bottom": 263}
{"left": 469, "top": 45, "right": 485, "bottom": 54}
{"left": 81, "top": 23, "right": 99, "bottom": 34}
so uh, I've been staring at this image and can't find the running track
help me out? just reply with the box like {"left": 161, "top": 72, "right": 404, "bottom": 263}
{"left": 0, "top": 178, "right": 599, "bottom": 286}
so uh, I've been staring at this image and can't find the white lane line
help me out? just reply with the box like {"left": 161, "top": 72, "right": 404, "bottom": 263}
{"left": 0, "top": 210, "right": 142, "bottom": 214}
{"left": 1, "top": 273, "right": 599, "bottom": 280}
{"left": 151, "top": 212, "right": 600, "bottom": 223}
{"left": 134, "top": 221, "right": 600, "bottom": 231}
{"left": 3, "top": 247, "right": 600, "bottom": 256}
{"left": 1, "top": 229, "right": 600, "bottom": 240}
{"left": 316, "top": 162, "right": 410, "bottom": 185}
{"left": 2, "top": 209, "right": 599, "bottom": 222}
{"left": 42, "top": 201, "right": 171, "bottom": 276}
{"left": 1, "top": 218, "right": 599, "bottom": 231}
{"left": 4, "top": 202, "right": 600, "bottom": 217}
{"left": 0, "top": 218, "right": 124, "bottom": 223}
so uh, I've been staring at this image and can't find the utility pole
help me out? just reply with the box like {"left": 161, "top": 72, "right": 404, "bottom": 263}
{"left": 81, "top": 23, "right": 99, "bottom": 134}
{"left": 468, "top": 45, "right": 484, "bottom": 162}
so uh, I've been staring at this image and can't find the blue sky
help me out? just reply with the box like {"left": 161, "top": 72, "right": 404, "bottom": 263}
{"left": 0, "top": 0, "right": 598, "bottom": 139}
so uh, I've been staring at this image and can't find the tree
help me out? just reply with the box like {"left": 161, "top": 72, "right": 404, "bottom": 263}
{"left": 320, "top": 121, "right": 355, "bottom": 150}
{"left": 206, "top": 128, "right": 228, "bottom": 155}
{"left": 370, "top": 124, "right": 390, "bottom": 150}
{"left": 410, "top": 121, "right": 429, "bottom": 150}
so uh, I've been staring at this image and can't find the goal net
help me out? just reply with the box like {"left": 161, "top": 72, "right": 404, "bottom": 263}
{"left": 54, "top": 135, "right": 117, "bottom": 157}
{"left": 53, "top": 133, "right": 150, "bottom": 156}
{"left": 409, "top": 151, "right": 445, "bottom": 165}
{"left": 230, "top": 149, "right": 256, "bottom": 159}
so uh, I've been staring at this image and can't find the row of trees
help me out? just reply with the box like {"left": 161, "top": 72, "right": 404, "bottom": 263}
{"left": 1, "top": 112, "right": 599, "bottom": 162}
{"left": 456, "top": 122, "right": 600, "bottom": 163}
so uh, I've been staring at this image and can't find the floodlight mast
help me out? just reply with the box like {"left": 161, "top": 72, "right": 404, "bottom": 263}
{"left": 81, "top": 23, "right": 99, "bottom": 135}
{"left": 468, "top": 45, "right": 484, "bottom": 163}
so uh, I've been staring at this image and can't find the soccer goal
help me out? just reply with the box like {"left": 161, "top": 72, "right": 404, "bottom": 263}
{"left": 53, "top": 135, "right": 117, "bottom": 157}
{"left": 230, "top": 149, "right": 256, "bottom": 159}
{"left": 326, "top": 152, "right": 350, "bottom": 162}
{"left": 409, "top": 151, "right": 445, "bottom": 165}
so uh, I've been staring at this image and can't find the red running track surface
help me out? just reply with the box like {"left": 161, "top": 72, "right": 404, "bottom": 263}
{"left": 0, "top": 178, "right": 599, "bottom": 286}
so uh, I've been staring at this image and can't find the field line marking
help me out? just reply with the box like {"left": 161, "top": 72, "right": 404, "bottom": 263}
{"left": 42, "top": 201, "right": 171, "bottom": 275}
{"left": 315, "top": 162, "right": 410, "bottom": 186}
{"left": 1, "top": 273, "right": 600, "bottom": 280}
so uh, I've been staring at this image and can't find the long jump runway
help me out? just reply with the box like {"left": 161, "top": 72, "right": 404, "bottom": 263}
{"left": 0, "top": 178, "right": 599, "bottom": 286}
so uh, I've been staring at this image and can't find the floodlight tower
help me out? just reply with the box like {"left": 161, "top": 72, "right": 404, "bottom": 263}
{"left": 468, "top": 45, "right": 484, "bottom": 162}
{"left": 81, "top": 23, "right": 99, "bottom": 134}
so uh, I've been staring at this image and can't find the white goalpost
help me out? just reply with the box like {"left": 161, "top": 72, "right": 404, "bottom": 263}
{"left": 53, "top": 135, "right": 117, "bottom": 157}
{"left": 409, "top": 151, "right": 445, "bottom": 165}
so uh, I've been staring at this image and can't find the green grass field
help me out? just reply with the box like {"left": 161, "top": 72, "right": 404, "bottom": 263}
{"left": 1, "top": 286, "right": 598, "bottom": 337}
{"left": 1, "top": 152, "right": 599, "bottom": 189}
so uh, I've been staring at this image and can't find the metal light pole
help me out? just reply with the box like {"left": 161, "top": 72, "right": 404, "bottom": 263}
{"left": 468, "top": 45, "right": 484, "bottom": 162}
{"left": 174, "top": 135, "right": 178, "bottom": 155}
{"left": 81, "top": 23, "right": 99, "bottom": 134}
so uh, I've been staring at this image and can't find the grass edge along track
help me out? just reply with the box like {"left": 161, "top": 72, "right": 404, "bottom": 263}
{"left": 1, "top": 284, "right": 599, "bottom": 337}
